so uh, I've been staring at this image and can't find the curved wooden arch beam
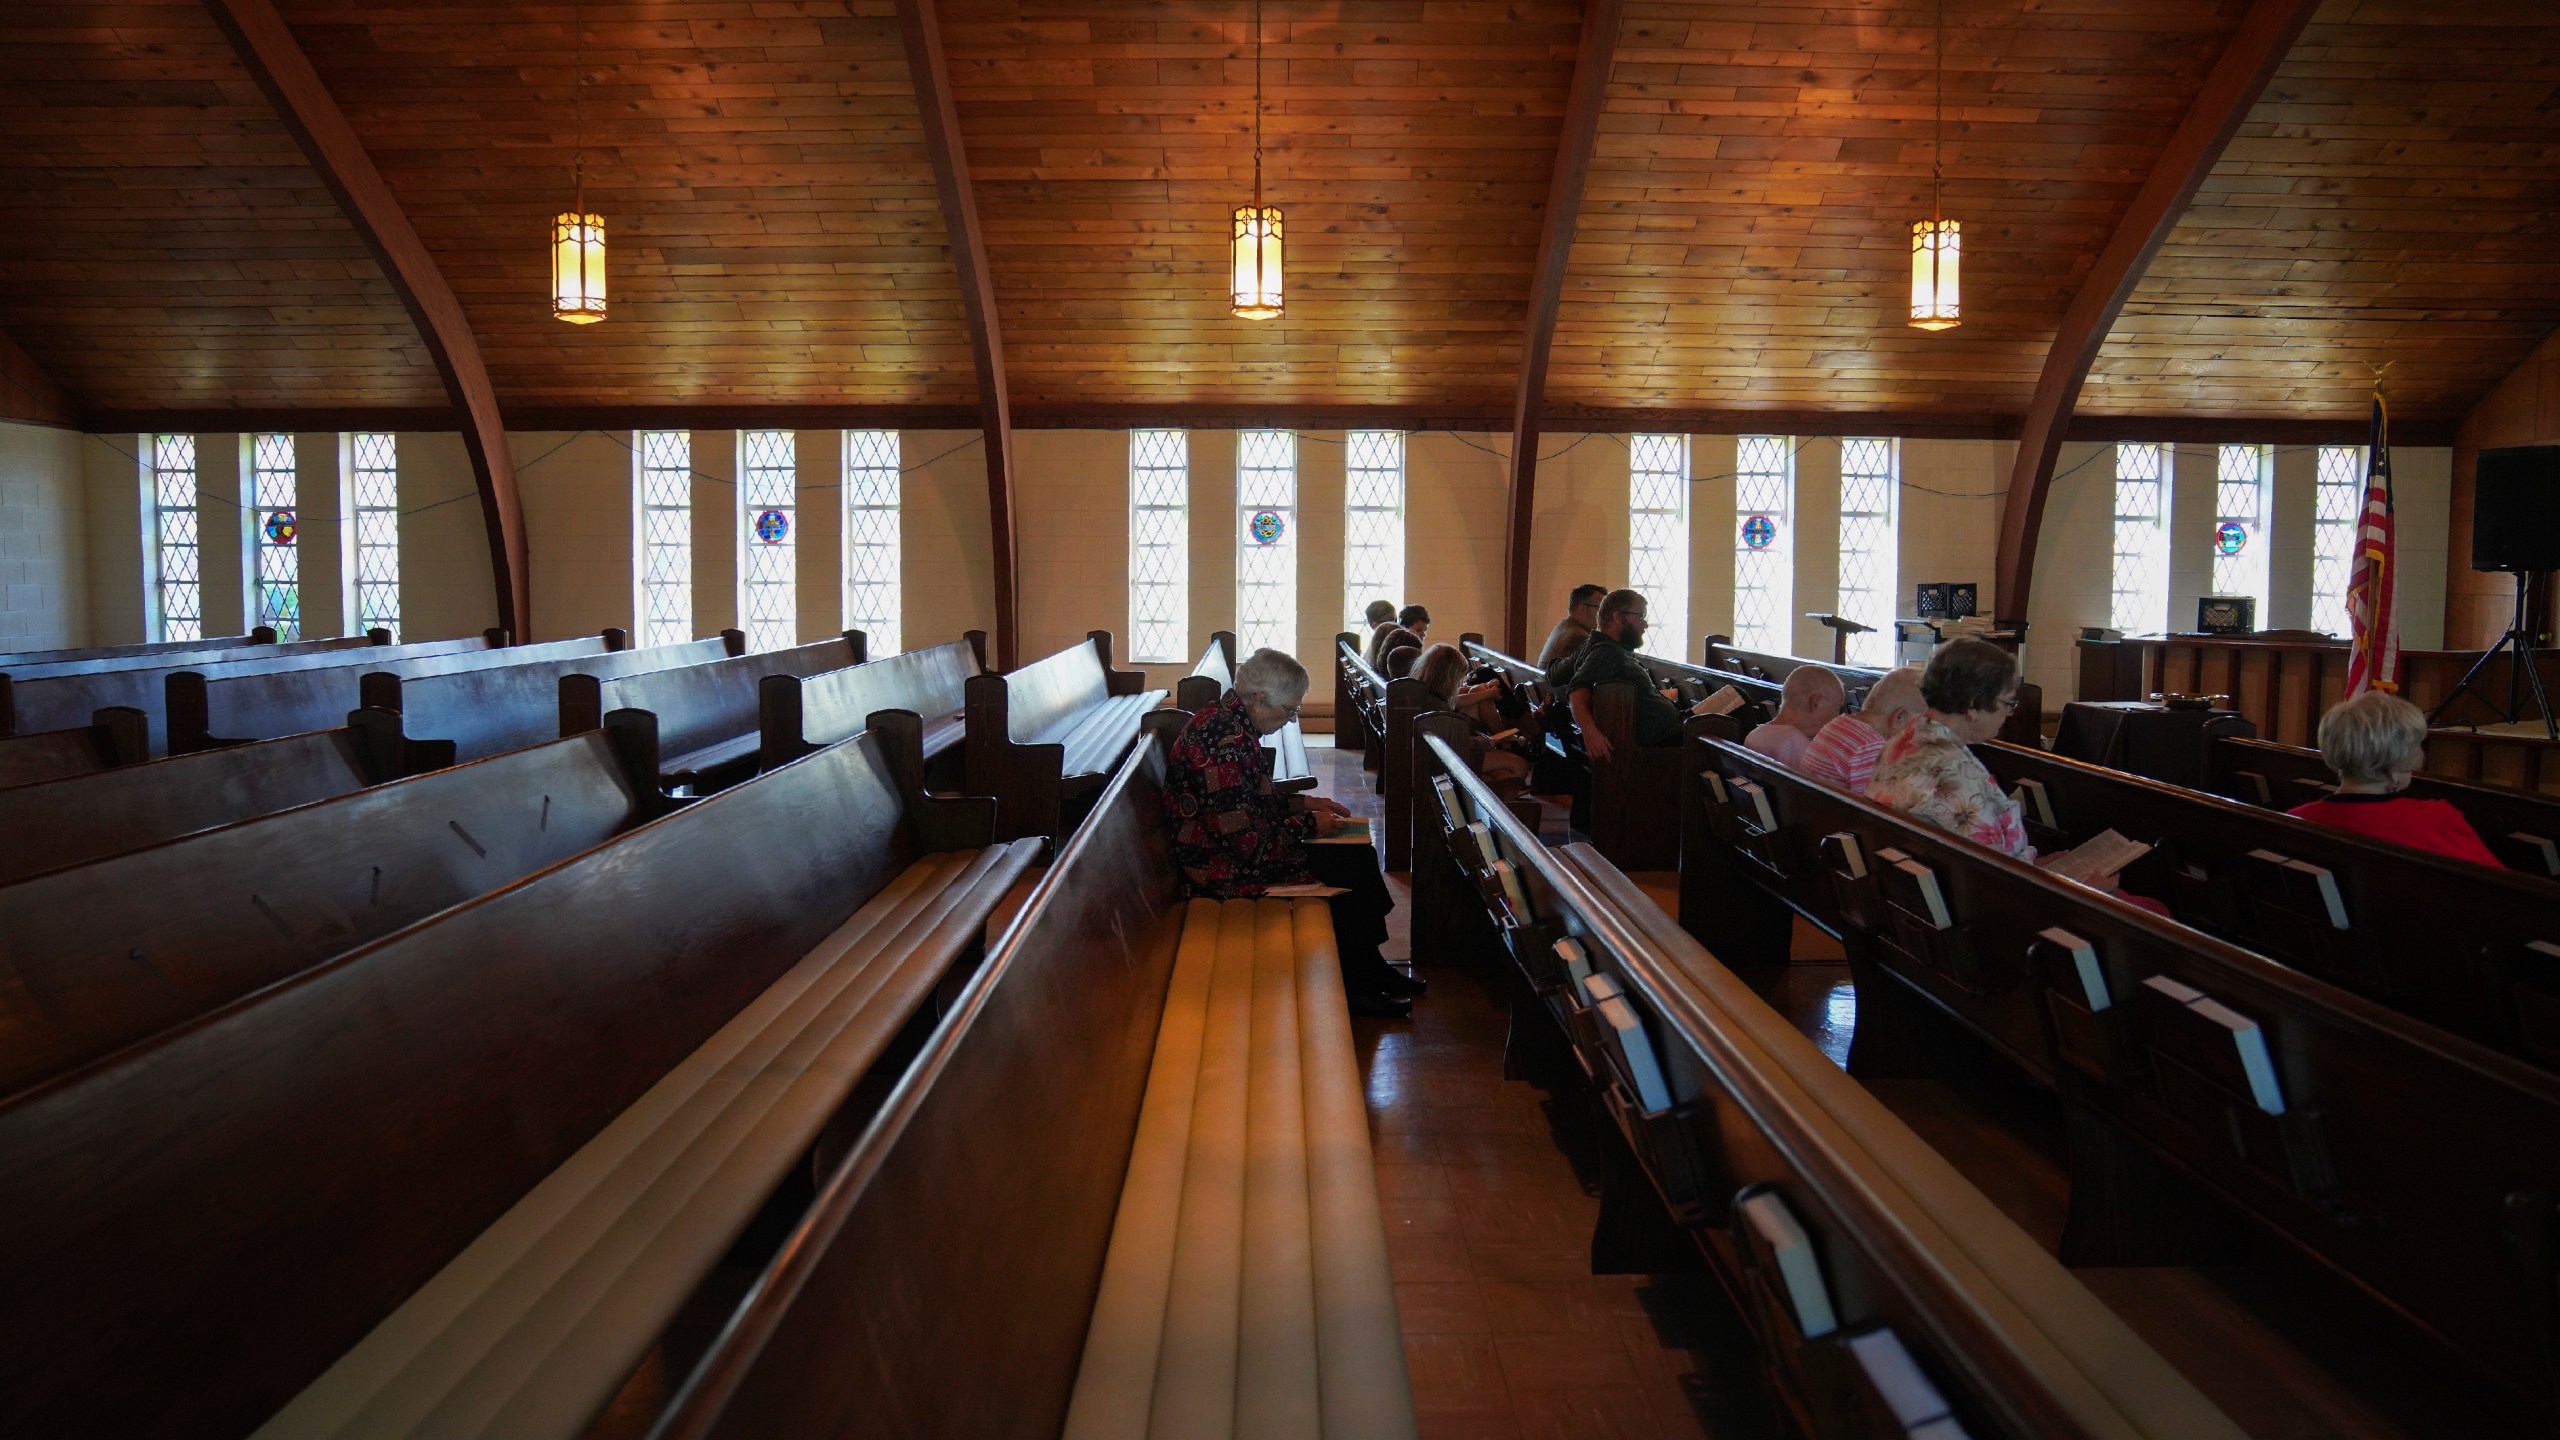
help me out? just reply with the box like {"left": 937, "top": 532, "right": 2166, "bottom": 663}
{"left": 1993, "top": 0, "right": 2320, "bottom": 625}
{"left": 1502, "top": 0, "right": 1627, "bottom": 656}
{"left": 202, "top": 0, "right": 530, "bottom": 641}
{"left": 897, "top": 0, "right": 1019, "bottom": 671}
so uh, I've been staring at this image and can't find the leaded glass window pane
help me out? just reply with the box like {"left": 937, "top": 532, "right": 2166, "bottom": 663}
{"left": 1836, "top": 438, "right": 1897, "bottom": 667}
{"left": 1733, "top": 435, "right": 1794, "bottom": 654}
{"left": 739, "top": 430, "right": 798, "bottom": 653}
{"left": 1236, "top": 429, "right": 1297, "bottom": 658}
{"left": 151, "top": 434, "right": 202, "bottom": 642}
{"left": 2111, "top": 442, "right": 2168, "bottom": 635}
{"left": 1629, "top": 434, "right": 1689, "bottom": 658}
{"left": 348, "top": 432, "right": 400, "bottom": 639}
{"left": 2213, "top": 443, "right": 2271, "bottom": 615}
{"left": 1129, "top": 430, "right": 1189, "bottom": 662}
{"left": 248, "top": 434, "right": 300, "bottom": 640}
{"left": 1344, "top": 430, "right": 1405, "bottom": 634}
{"left": 843, "top": 430, "right": 901, "bottom": 656}
{"left": 2311, "top": 445, "right": 2364, "bottom": 638}
{"left": 635, "top": 431, "right": 692, "bottom": 648}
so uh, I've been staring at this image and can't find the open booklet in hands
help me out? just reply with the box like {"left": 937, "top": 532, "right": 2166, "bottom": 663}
{"left": 1691, "top": 685, "right": 1745, "bottom": 717}
{"left": 2040, "top": 828, "right": 2153, "bottom": 887}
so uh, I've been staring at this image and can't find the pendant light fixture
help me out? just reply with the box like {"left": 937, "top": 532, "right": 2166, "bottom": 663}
{"left": 1908, "top": 0, "right": 1960, "bottom": 331}
{"left": 552, "top": 0, "right": 607, "bottom": 324}
{"left": 1230, "top": 0, "right": 1283, "bottom": 320}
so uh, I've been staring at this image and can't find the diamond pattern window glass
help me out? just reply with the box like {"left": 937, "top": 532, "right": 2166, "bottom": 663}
{"left": 150, "top": 434, "right": 202, "bottom": 642}
{"left": 1734, "top": 436, "right": 1795, "bottom": 654}
{"left": 1129, "top": 430, "right": 1189, "bottom": 663}
{"left": 739, "top": 430, "right": 798, "bottom": 654}
{"left": 249, "top": 434, "right": 300, "bottom": 640}
{"left": 347, "top": 433, "right": 401, "bottom": 639}
{"left": 843, "top": 430, "right": 901, "bottom": 656}
{"left": 2213, "top": 443, "right": 2272, "bottom": 614}
{"left": 634, "top": 431, "right": 693, "bottom": 648}
{"left": 1837, "top": 438, "right": 1898, "bottom": 667}
{"left": 2312, "top": 445, "right": 2365, "bottom": 638}
{"left": 1237, "top": 429, "right": 1298, "bottom": 658}
{"left": 2111, "top": 443, "right": 2169, "bottom": 636}
{"left": 1629, "top": 434, "right": 1690, "bottom": 658}
{"left": 1343, "top": 430, "right": 1405, "bottom": 634}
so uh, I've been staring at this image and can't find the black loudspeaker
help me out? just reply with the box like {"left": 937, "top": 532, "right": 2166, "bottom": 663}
{"left": 2474, "top": 446, "right": 2560, "bottom": 573}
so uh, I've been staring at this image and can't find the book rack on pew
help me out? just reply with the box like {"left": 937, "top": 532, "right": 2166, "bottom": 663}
{"left": 1683, "top": 719, "right": 2560, "bottom": 1423}
{"left": 1407, "top": 715, "right": 2250, "bottom": 1440}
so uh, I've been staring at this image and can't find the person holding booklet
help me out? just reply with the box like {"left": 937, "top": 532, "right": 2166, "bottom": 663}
{"left": 1869, "top": 638, "right": 2159, "bottom": 903}
{"left": 1413, "top": 642, "right": 1532, "bottom": 794}
{"left": 1162, "top": 646, "right": 1425, "bottom": 1019}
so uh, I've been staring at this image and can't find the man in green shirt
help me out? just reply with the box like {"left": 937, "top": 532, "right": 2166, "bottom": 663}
{"left": 1568, "top": 588, "right": 1684, "bottom": 760}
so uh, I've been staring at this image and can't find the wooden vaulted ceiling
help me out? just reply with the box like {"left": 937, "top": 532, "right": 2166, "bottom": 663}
{"left": 0, "top": 0, "right": 2554, "bottom": 428}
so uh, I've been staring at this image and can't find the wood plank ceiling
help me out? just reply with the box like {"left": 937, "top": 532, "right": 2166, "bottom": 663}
{"left": 0, "top": 0, "right": 2553, "bottom": 427}
{"left": 2083, "top": 0, "right": 2560, "bottom": 426}
{"left": 0, "top": 0, "right": 437, "bottom": 409}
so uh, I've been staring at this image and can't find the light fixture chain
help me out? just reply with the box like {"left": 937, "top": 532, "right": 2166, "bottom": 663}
{"left": 574, "top": 0, "right": 585, "bottom": 204}
{"left": 1932, "top": 0, "right": 1943, "bottom": 219}
{"left": 1253, "top": 0, "right": 1265, "bottom": 207}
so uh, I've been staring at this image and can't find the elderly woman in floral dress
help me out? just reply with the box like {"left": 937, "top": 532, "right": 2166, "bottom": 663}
{"left": 1162, "top": 646, "right": 1423, "bottom": 1019}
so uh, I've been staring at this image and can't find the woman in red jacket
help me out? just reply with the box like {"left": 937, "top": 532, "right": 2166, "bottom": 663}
{"left": 2286, "top": 690, "right": 2500, "bottom": 866}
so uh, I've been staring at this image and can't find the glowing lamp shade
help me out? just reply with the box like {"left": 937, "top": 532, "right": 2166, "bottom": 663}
{"left": 552, "top": 210, "right": 608, "bottom": 324}
{"left": 1909, "top": 217, "right": 1960, "bottom": 331}
{"left": 1231, "top": 205, "right": 1284, "bottom": 320}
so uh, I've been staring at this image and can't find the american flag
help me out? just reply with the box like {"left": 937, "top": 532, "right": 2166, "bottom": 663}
{"left": 2342, "top": 393, "right": 2399, "bottom": 696}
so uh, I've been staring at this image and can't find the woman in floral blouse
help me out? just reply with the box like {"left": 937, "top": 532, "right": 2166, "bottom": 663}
{"left": 1869, "top": 638, "right": 2035, "bottom": 857}
{"left": 1163, "top": 647, "right": 1422, "bottom": 1019}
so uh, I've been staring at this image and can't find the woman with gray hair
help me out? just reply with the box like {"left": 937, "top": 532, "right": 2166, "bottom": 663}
{"left": 1162, "top": 646, "right": 1422, "bottom": 1018}
{"left": 2286, "top": 690, "right": 2498, "bottom": 865}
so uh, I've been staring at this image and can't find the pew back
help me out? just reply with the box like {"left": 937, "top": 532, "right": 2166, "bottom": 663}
{"left": 0, "top": 730, "right": 937, "bottom": 1439}
{"left": 169, "top": 632, "right": 620, "bottom": 754}
{"left": 563, "top": 631, "right": 864, "bottom": 783}
{"left": 0, "top": 630, "right": 363, "bottom": 680}
{"left": 757, "top": 636, "right": 982, "bottom": 767}
{"left": 0, "top": 628, "right": 279, "bottom": 668}
{"left": 650, "top": 743, "right": 1188, "bottom": 1440}
{"left": 0, "top": 726, "right": 379, "bottom": 885}
{"left": 1975, "top": 741, "right": 2560, "bottom": 1063}
{"left": 0, "top": 732, "right": 648, "bottom": 1100}
{"left": 0, "top": 706, "right": 146, "bottom": 788}
{"left": 1700, "top": 635, "right": 2043, "bottom": 746}
{"left": 2, "top": 631, "right": 492, "bottom": 752}
{"left": 367, "top": 633, "right": 733, "bottom": 763}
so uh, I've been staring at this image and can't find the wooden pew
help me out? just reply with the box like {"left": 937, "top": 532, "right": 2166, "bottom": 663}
{"left": 1410, "top": 730, "right": 2248, "bottom": 1440}
{"left": 0, "top": 627, "right": 362, "bottom": 680}
{"left": 1701, "top": 633, "right": 2043, "bottom": 747}
{"left": 1685, "top": 729, "right": 2560, "bottom": 1420}
{"left": 2209, "top": 733, "right": 2560, "bottom": 878}
{"left": 557, "top": 629, "right": 868, "bottom": 795}
{"left": 1969, "top": 741, "right": 2560, "bottom": 1064}
{"left": 3, "top": 629, "right": 492, "bottom": 754}
{"left": 641, "top": 739, "right": 1415, "bottom": 1440}
{"left": 0, "top": 722, "right": 396, "bottom": 885}
{"left": 1451, "top": 634, "right": 1686, "bottom": 869}
{"left": 352, "top": 631, "right": 738, "bottom": 768}
{"left": 0, "top": 731, "right": 655, "bottom": 1099}
{"left": 1334, "top": 632, "right": 1435, "bottom": 869}
{"left": 0, "top": 719, "right": 1040, "bottom": 1440}
{"left": 165, "top": 630, "right": 623, "bottom": 755}
{"left": 756, "top": 632, "right": 986, "bottom": 773}
{"left": 1335, "top": 631, "right": 1386, "bottom": 777}
{"left": 0, "top": 704, "right": 146, "bottom": 788}
{"left": 0, "top": 625, "right": 283, "bottom": 668}
{"left": 963, "top": 630, "right": 1167, "bottom": 842}
{"left": 1173, "top": 628, "right": 1315, "bottom": 793}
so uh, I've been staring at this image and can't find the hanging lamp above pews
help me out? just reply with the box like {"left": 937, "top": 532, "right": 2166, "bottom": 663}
{"left": 552, "top": 0, "right": 606, "bottom": 324}
{"left": 1230, "top": 0, "right": 1283, "bottom": 320}
{"left": 1909, "top": 0, "right": 1960, "bottom": 331}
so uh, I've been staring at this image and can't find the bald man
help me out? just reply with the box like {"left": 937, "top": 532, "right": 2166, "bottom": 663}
{"left": 1802, "top": 666, "right": 1925, "bottom": 793}
{"left": 1743, "top": 666, "right": 1847, "bottom": 768}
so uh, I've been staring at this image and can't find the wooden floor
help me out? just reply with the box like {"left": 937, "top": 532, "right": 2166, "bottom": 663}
{"left": 1310, "top": 734, "right": 2536, "bottom": 1440}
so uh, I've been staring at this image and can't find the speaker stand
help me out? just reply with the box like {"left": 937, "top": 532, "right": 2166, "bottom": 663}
{"left": 2430, "top": 570, "right": 2557, "bottom": 740}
